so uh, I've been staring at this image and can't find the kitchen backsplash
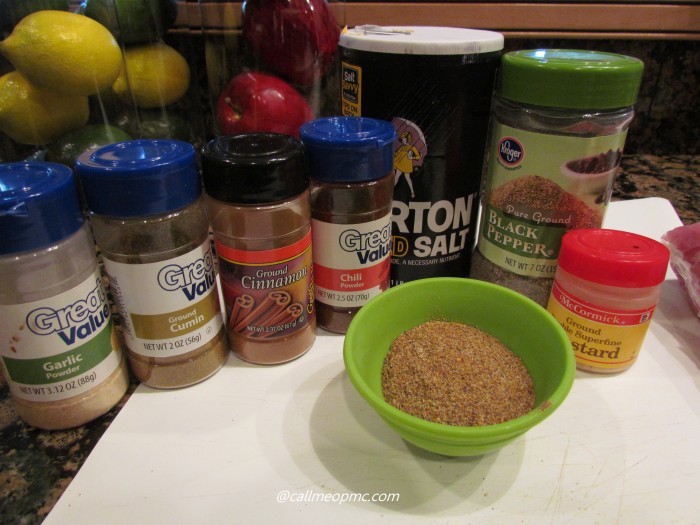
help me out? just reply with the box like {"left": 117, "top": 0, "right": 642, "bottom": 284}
{"left": 505, "top": 38, "right": 699, "bottom": 156}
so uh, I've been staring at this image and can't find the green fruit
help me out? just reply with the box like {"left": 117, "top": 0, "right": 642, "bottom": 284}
{"left": 45, "top": 124, "right": 132, "bottom": 167}
{"left": 0, "top": 0, "right": 71, "bottom": 33}
{"left": 117, "top": 110, "right": 190, "bottom": 141}
{"left": 83, "top": 0, "right": 178, "bottom": 45}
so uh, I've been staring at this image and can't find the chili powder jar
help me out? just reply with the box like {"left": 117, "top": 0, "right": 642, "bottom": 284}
{"left": 300, "top": 116, "right": 395, "bottom": 333}
{"left": 547, "top": 229, "right": 670, "bottom": 373}
{"left": 0, "top": 162, "right": 129, "bottom": 430}
{"left": 471, "top": 49, "right": 645, "bottom": 307}
{"left": 76, "top": 140, "right": 228, "bottom": 389}
{"left": 201, "top": 133, "right": 316, "bottom": 364}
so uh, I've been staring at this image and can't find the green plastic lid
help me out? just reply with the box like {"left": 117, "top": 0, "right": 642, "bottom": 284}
{"left": 498, "top": 49, "right": 644, "bottom": 109}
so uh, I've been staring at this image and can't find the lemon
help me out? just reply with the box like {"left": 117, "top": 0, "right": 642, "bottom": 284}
{"left": 0, "top": 10, "right": 122, "bottom": 96}
{"left": 0, "top": 71, "right": 89, "bottom": 145}
{"left": 112, "top": 43, "right": 190, "bottom": 108}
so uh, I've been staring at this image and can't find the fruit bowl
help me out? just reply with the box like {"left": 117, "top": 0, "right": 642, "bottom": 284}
{"left": 343, "top": 277, "right": 575, "bottom": 456}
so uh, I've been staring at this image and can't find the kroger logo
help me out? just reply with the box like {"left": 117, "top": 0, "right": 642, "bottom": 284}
{"left": 497, "top": 137, "right": 524, "bottom": 166}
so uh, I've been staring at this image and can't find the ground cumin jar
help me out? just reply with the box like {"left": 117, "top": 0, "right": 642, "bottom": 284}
{"left": 76, "top": 140, "right": 228, "bottom": 389}
{"left": 0, "top": 162, "right": 129, "bottom": 430}
{"left": 300, "top": 116, "right": 395, "bottom": 333}
{"left": 471, "top": 50, "right": 645, "bottom": 306}
{"left": 547, "top": 229, "right": 670, "bottom": 373}
{"left": 201, "top": 133, "right": 316, "bottom": 364}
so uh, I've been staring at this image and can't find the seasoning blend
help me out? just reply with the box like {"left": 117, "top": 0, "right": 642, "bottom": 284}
{"left": 339, "top": 26, "right": 504, "bottom": 286}
{"left": 547, "top": 229, "right": 670, "bottom": 373}
{"left": 76, "top": 140, "right": 228, "bottom": 389}
{"left": 0, "top": 163, "right": 129, "bottom": 430}
{"left": 201, "top": 134, "right": 315, "bottom": 364}
{"left": 471, "top": 50, "right": 645, "bottom": 306}
{"left": 300, "top": 117, "right": 395, "bottom": 333}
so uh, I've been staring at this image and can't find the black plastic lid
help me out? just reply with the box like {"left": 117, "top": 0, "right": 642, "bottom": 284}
{"left": 201, "top": 134, "right": 308, "bottom": 205}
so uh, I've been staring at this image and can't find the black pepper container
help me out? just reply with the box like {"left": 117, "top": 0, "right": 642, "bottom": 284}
{"left": 300, "top": 116, "right": 396, "bottom": 333}
{"left": 201, "top": 133, "right": 316, "bottom": 364}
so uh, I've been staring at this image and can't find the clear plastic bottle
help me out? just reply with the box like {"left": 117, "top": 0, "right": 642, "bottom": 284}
{"left": 201, "top": 133, "right": 316, "bottom": 364}
{"left": 75, "top": 140, "right": 228, "bottom": 388}
{"left": 0, "top": 162, "right": 129, "bottom": 430}
{"left": 300, "top": 116, "right": 395, "bottom": 333}
{"left": 547, "top": 229, "right": 670, "bottom": 373}
{"left": 471, "top": 49, "right": 645, "bottom": 306}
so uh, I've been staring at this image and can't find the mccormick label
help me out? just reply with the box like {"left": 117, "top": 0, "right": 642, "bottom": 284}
{"left": 547, "top": 279, "right": 656, "bottom": 370}
{"left": 215, "top": 231, "right": 315, "bottom": 341}
{"left": 0, "top": 271, "right": 122, "bottom": 402}
{"left": 312, "top": 215, "right": 391, "bottom": 308}
{"left": 104, "top": 239, "right": 223, "bottom": 358}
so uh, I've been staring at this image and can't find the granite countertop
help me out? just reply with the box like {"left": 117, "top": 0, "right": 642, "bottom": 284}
{"left": 1, "top": 153, "right": 698, "bottom": 525}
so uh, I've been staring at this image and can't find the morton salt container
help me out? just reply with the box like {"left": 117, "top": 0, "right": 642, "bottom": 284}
{"left": 339, "top": 26, "right": 503, "bottom": 286}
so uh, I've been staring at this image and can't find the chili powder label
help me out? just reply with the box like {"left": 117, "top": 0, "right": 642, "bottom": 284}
{"left": 312, "top": 216, "right": 391, "bottom": 308}
{"left": 547, "top": 279, "right": 656, "bottom": 370}
{"left": 216, "top": 231, "right": 315, "bottom": 340}
{"left": 0, "top": 271, "right": 122, "bottom": 402}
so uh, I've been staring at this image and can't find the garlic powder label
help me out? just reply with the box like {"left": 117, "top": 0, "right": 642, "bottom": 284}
{"left": 0, "top": 270, "right": 122, "bottom": 402}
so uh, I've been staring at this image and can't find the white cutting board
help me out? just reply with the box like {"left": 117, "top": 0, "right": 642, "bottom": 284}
{"left": 45, "top": 197, "right": 700, "bottom": 525}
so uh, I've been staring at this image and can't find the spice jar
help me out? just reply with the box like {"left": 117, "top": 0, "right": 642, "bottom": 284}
{"left": 0, "top": 162, "right": 129, "bottom": 430}
{"left": 201, "top": 133, "right": 315, "bottom": 364}
{"left": 75, "top": 140, "right": 228, "bottom": 389}
{"left": 471, "top": 49, "right": 645, "bottom": 306}
{"left": 547, "top": 229, "right": 670, "bottom": 373}
{"left": 300, "top": 116, "right": 395, "bottom": 333}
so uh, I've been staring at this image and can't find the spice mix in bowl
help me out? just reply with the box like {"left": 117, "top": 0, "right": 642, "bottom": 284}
{"left": 343, "top": 277, "right": 575, "bottom": 456}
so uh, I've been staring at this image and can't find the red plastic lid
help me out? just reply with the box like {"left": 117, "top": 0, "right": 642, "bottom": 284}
{"left": 558, "top": 229, "right": 670, "bottom": 288}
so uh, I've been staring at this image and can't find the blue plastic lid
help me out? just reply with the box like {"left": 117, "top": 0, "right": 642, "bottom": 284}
{"left": 75, "top": 139, "right": 201, "bottom": 217}
{"left": 0, "top": 162, "right": 84, "bottom": 255}
{"left": 299, "top": 117, "right": 396, "bottom": 182}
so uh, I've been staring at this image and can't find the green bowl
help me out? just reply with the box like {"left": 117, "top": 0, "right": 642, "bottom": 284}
{"left": 343, "top": 277, "right": 575, "bottom": 456}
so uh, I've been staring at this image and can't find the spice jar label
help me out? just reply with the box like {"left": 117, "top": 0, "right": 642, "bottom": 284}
{"left": 0, "top": 271, "right": 122, "bottom": 402}
{"left": 103, "top": 239, "right": 224, "bottom": 359}
{"left": 477, "top": 124, "right": 626, "bottom": 278}
{"left": 312, "top": 216, "right": 391, "bottom": 308}
{"left": 547, "top": 280, "right": 656, "bottom": 370}
{"left": 215, "top": 231, "right": 315, "bottom": 340}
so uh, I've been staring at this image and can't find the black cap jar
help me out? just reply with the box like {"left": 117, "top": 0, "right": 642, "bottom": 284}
{"left": 201, "top": 133, "right": 315, "bottom": 364}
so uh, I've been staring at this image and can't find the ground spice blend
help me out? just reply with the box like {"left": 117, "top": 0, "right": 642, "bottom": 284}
{"left": 201, "top": 134, "right": 316, "bottom": 364}
{"left": 471, "top": 50, "right": 644, "bottom": 306}
{"left": 547, "top": 229, "right": 670, "bottom": 373}
{"left": 339, "top": 26, "right": 503, "bottom": 285}
{"left": 0, "top": 162, "right": 129, "bottom": 430}
{"left": 76, "top": 140, "right": 228, "bottom": 389}
{"left": 300, "top": 117, "right": 395, "bottom": 333}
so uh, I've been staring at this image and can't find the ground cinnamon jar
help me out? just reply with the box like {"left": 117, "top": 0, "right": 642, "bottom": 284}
{"left": 547, "top": 229, "right": 670, "bottom": 373}
{"left": 300, "top": 117, "right": 395, "bottom": 333}
{"left": 201, "top": 133, "right": 316, "bottom": 364}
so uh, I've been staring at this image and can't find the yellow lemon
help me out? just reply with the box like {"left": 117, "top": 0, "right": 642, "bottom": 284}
{"left": 112, "top": 43, "right": 190, "bottom": 108}
{"left": 0, "top": 10, "right": 122, "bottom": 96}
{"left": 0, "top": 71, "right": 89, "bottom": 145}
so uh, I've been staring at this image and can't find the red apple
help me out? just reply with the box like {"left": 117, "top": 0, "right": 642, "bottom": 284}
{"left": 241, "top": 0, "right": 340, "bottom": 88}
{"left": 216, "top": 71, "right": 315, "bottom": 138}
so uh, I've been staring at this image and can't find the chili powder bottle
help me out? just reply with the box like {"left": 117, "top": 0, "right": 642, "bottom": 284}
{"left": 201, "top": 133, "right": 316, "bottom": 364}
{"left": 300, "top": 116, "right": 395, "bottom": 333}
{"left": 547, "top": 229, "right": 670, "bottom": 373}
{"left": 76, "top": 140, "right": 228, "bottom": 389}
{"left": 0, "top": 162, "right": 129, "bottom": 430}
